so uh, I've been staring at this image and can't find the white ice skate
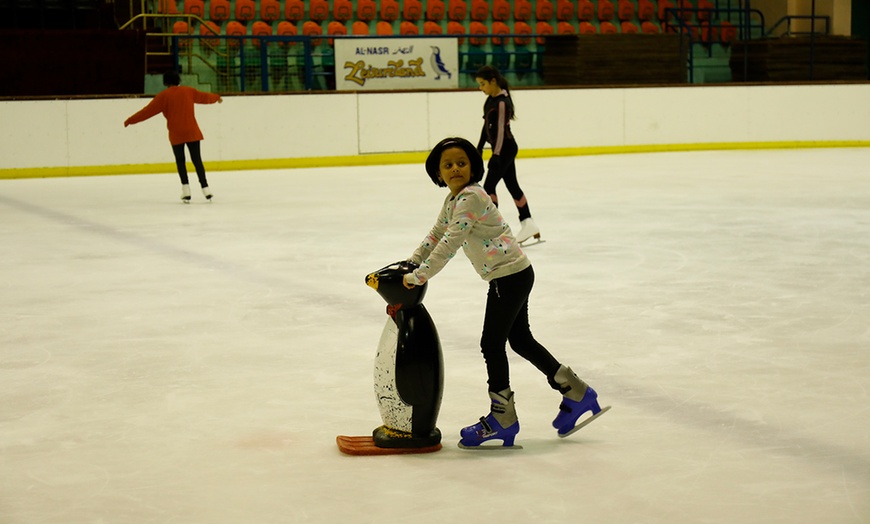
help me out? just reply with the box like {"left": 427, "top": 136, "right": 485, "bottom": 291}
{"left": 180, "top": 184, "right": 191, "bottom": 203}
{"left": 516, "top": 218, "right": 543, "bottom": 246}
{"left": 202, "top": 187, "right": 213, "bottom": 201}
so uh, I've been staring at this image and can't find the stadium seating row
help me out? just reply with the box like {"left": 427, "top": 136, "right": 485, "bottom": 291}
{"left": 162, "top": 0, "right": 718, "bottom": 27}
{"left": 173, "top": 17, "right": 737, "bottom": 46}
{"left": 168, "top": 0, "right": 738, "bottom": 48}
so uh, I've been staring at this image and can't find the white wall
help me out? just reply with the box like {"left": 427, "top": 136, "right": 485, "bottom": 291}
{"left": 1, "top": 84, "right": 869, "bottom": 175}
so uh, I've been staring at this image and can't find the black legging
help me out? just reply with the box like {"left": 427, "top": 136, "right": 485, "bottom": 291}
{"left": 482, "top": 140, "right": 531, "bottom": 221}
{"left": 172, "top": 141, "right": 208, "bottom": 187}
{"left": 480, "top": 265, "right": 561, "bottom": 393}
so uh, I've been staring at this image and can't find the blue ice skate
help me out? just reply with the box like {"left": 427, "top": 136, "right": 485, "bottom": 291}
{"left": 552, "top": 385, "right": 610, "bottom": 438}
{"left": 458, "top": 390, "right": 522, "bottom": 450}
{"left": 459, "top": 415, "right": 521, "bottom": 449}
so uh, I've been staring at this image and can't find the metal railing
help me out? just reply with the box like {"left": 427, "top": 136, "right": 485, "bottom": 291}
{"left": 662, "top": 4, "right": 765, "bottom": 83}
{"left": 767, "top": 15, "right": 830, "bottom": 38}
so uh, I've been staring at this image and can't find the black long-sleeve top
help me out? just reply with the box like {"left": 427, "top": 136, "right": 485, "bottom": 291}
{"left": 477, "top": 91, "right": 515, "bottom": 157}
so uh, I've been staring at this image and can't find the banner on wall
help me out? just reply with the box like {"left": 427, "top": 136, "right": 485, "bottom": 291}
{"left": 334, "top": 38, "right": 459, "bottom": 91}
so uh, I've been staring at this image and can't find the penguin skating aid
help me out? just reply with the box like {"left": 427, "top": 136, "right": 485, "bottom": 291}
{"left": 336, "top": 261, "right": 444, "bottom": 456}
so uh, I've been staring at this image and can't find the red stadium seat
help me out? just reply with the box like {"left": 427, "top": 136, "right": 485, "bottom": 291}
{"left": 492, "top": 0, "right": 509, "bottom": 21}
{"left": 720, "top": 21, "right": 737, "bottom": 44}
{"left": 600, "top": 20, "right": 618, "bottom": 33}
{"left": 334, "top": 0, "right": 352, "bottom": 21}
{"left": 376, "top": 20, "right": 393, "bottom": 35}
{"left": 426, "top": 0, "right": 445, "bottom": 21}
{"left": 677, "top": 0, "right": 693, "bottom": 21}
{"left": 226, "top": 20, "right": 246, "bottom": 47}
{"left": 200, "top": 20, "right": 220, "bottom": 47}
{"left": 681, "top": 24, "right": 699, "bottom": 39}
{"left": 302, "top": 20, "right": 322, "bottom": 45}
{"left": 284, "top": 0, "right": 304, "bottom": 21}
{"left": 491, "top": 20, "right": 509, "bottom": 45}
{"left": 514, "top": 20, "right": 532, "bottom": 45}
{"left": 535, "top": 20, "right": 553, "bottom": 44}
{"left": 638, "top": 0, "right": 655, "bottom": 21}
{"left": 447, "top": 20, "right": 465, "bottom": 44}
{"left": 183, "top": 0, "right": 203, "bottom": 18}
{"left": 209, "top": 0, "right": 230, "bottom": 22}
{"left": 235, "top": 0, "right": 255, "bottom": 22}
{"left": 357, "top": 0, "right": 376, "bottom": 21}
{"left": 260, "top": 0, "right": 279, "bottom": 21}
{"left": 447, "top": 0, "right": 467, "bottom": 21}
{"left": 514, "top": 0, "right": 531, "bottom": 21}
{"left": 535, "top": 0, "right": 553, "bottom": 21}
{"left": 423, "top": 21, "right": 442, "bottom": 34}
{"left": 617, "top": 0, "right": 635, "bottom": 21}
{"left": 276, "top": 20, "right": 298, "bottom": 45}
{"left": 470, "top": 0, "right": 488, "bottom": 21}
{"left": 700, "top": 21, "right": 717, "bottom": 44}
{"left": 469, "top": 20, "right": 487, "bottom": 45}
{"left": 641, "top": 20, "right": 660, "bottom": 33}
{"left": 578, "top": 21, "right": 595, "bottom": 33}
{"left": 381, "top": 0, "right": 399, "bottom": 21}
{"left": 399, "top": 21, "right": 419, "bottom": 34}
{"left": 558, "top": 21, "right": 575, "bottom": 34}
{"left": 697, "top": 0, "right": 712, "bottom": 21}
{"left": 309, "top": 0, "right": 328, "bottom": 22}
{"left": 658, "top": 0, "right": 675, "bottom": 22}
{"left": 351, "top": 20, "right": 369, "bottom": 35}
{"left": 577, "top": 0, "right": 593, "bottom": 21}
{"left": 403, "top": 0, "right": 422, "bottom": 21}
{"left": 556, "top": 0, "right": 574, "bottom": 22}
{"left": 327, "top": 20, "right": 347, "bottom": 45}
{"left": 252, "top": 20, "right": 271, "bottom": 47}
{"left": 172, "top": 21, "right": 191, "bottom": 48}
{"left": 621, "top": 20, "right": 639, "bottom": 33}
{"left": 158, "top": 0, "right": 178, "bottom": 14}
{"left": 598, "top": 0, "right": 615, "bottom": 21}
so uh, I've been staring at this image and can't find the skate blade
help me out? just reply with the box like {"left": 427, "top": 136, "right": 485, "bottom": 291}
{"left": 558, "top": 405, "right": 611, "bottom": 438}
{"left": 519, "top": 238, "right": 545, "bottom": 247}
{"left": 458, "top": 442, "right": 523, "bottom": 450}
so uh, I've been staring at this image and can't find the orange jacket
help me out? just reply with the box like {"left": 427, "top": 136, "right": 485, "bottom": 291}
{"left": 125, "top": 86, "right": 221, "bottom": 145}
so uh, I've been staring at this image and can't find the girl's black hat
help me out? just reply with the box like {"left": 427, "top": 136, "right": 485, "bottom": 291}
{"left": 425, "top": 137, "right": 484, "bottom": 187}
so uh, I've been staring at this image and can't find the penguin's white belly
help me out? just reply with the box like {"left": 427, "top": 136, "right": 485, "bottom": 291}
{"left": 374, "top": 318, "right": 413, "bottom": 432}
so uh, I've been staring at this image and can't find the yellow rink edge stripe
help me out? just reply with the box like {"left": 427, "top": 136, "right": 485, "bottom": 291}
{"left": 2, "top": 140, "right": 869, "bottom": 180}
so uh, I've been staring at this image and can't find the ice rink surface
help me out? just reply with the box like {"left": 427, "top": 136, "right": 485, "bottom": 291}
{"left": 1, "top": 148, "right": 869, "bottom": 523}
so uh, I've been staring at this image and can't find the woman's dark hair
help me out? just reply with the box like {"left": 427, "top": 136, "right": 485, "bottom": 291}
{"left": 425, "top": 137, "right": 485, "bottom": 187}
{"left": 163, "top": 70, "right": 181, "bottom": 87}
{"left": 475, "top": 65, "right": 516, "bottom": 120}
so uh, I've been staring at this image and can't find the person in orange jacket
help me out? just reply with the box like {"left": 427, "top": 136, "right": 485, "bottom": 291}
{"left": 125, "top": 70, "right": 222, "bottom": 203}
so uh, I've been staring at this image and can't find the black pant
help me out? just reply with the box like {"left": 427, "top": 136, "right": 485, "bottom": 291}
{"left": 172, "top": 141, "right": 208, "bottom": 187}
{"left": 480, "top": 265, "right": 560, "bottom": 393}
{"left": 483, "top": 139, "right": 521, "bottom": 199}
{"left": 482, "top": 140, "right": 531, "bottom": 221}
